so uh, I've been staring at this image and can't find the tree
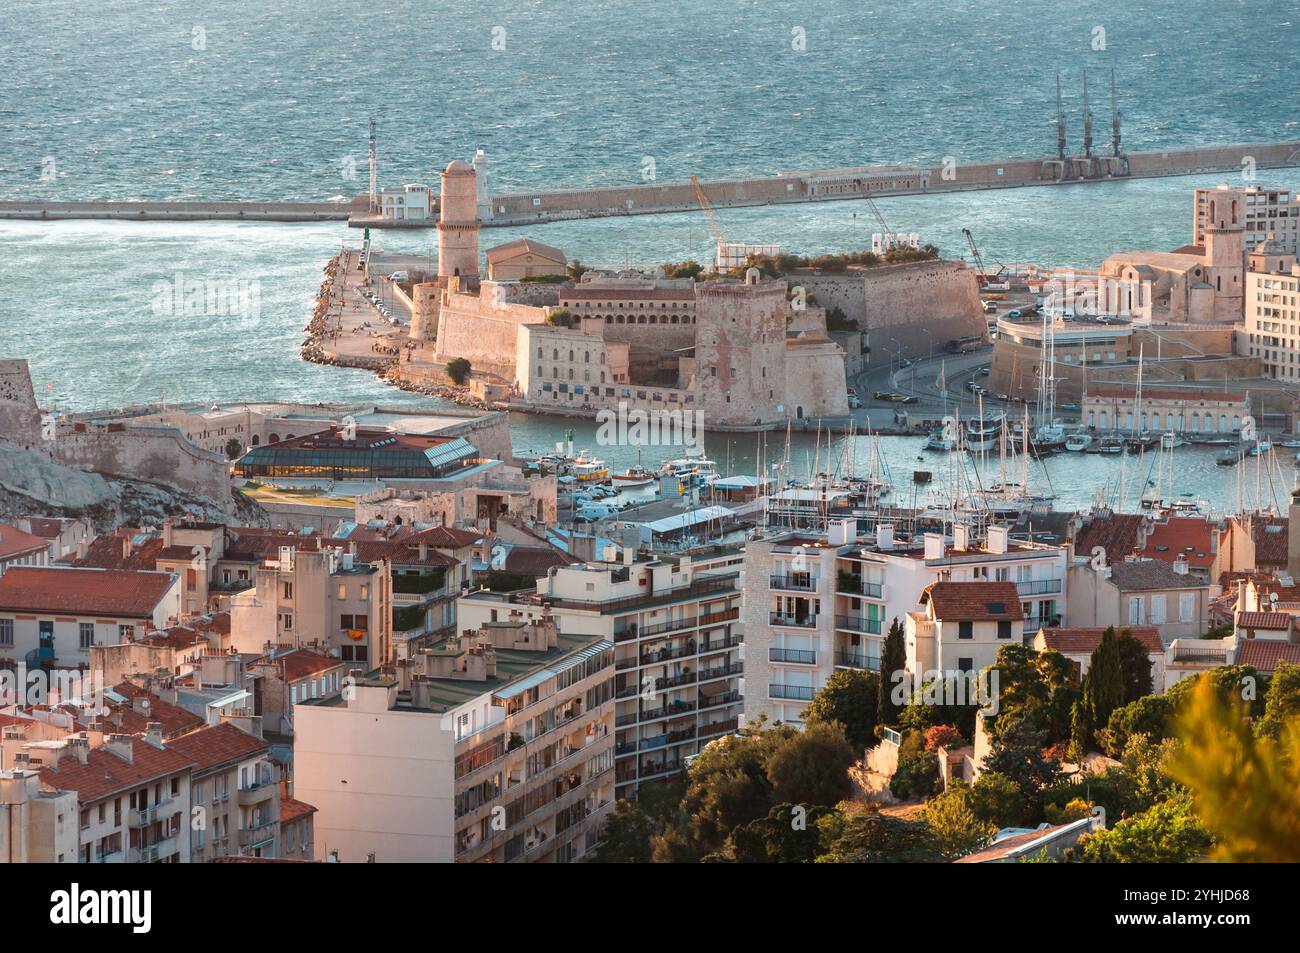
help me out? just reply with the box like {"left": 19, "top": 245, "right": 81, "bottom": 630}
{"left": 726, "top": 803, "right": 833, "bottom": 863}
{"left": 766, "top": 721, "right": 855, "bottom": 807}
{"left": 982, "top": 721, "right": 1062, "bottom": 825}
{"left": 545, "top": 308, "right": 574, "bottom": 328}
{"left": 566, "top": 259, "right": 588, "bottom": 280}
{"left": 924, "top": 725, "right": 964, "bottom": 751}
{"left": 804, "top": 669, "right": 878, "bottom": 749}
{"left": 876, "top": 617, "right": 906, "bottom": 727}
{"left": 592, "top": 800, "right": 654, "bottom": 862}
{"left": 662, "top": 260, "right": 704, "bottom": 279}
{"left": 815, "top": 808, "right": 942, "bottom": 863}
{"left": 1258, "top": 661, "right": 1300, "bottom": 740}
{"left": 1079, "top": 794, "right": 1211, "bottom": 863}
{"left": 985, "top": 644, "right": 1076, "bottom": 743}
{"left": 673, "top": 730, "right": 789, "bottom": 859}
{"left": 445, "top": 356, "right": 471, "bottom": 385}
{"left": 1168, "top": 675, "right": 1300, "bottom": 861}
{"left": 1166, "top": 664, "right": 1266, "bottom": 719}
{"left": 890, "top": 731, "right": 940, "bottom": 801}
{"left": 921, "top": 784, "right": 996, "bottom": 859}
{"left": 224, "top": 437, "right": 242, "bottom": 459}
{"left": 1066, "top": 698, "right": 1091, "bottom": 764}
{"left": 1080, "top": 628, "right": 1152, "bottom": 749}
{"left": 967, "top": 772, "right": 1024, "bottom": 828}
{"left": 1098, "top": 694, "right": 1173, "bottom": 758}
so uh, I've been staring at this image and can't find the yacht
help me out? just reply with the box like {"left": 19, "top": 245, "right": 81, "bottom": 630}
{"left": 1064, "top": 432, "right": 1092, "bottom": 452}
{"left": 568, "top": 450, "right": 610, "bottom": 483}
{"left": 964, "top": 415, "right": 1004, "bottom": 453}
{"left": 1095, "top": 434, "right": 1124, "bottom": 455}
{"left": 611, "top": 463, "right": 656, "bottom": 489}
{"left": 1160, "top": 432, "right": 1185, "bottom": 450}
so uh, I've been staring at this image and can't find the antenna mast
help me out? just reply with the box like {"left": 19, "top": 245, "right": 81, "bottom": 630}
{"left": 368, "top": 117, "right": 378, "bottom": 213}
{"left": 1109, "top": 66, "right": 1122, "bottom": 158}
{"left": 1055, "top": 74, "right": 1067, "bottom": 161}
{"left": 1082, "top": 70, "right": 1094, "bottom": 159}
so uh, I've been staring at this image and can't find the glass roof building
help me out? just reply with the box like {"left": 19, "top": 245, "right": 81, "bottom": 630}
{"left": 234, "top": 428, "right": 479, "bottom": 481}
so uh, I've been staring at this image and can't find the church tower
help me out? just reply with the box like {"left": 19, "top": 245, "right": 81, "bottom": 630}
{"left": 437, "top": 159, "right": 480, "bottom": 280}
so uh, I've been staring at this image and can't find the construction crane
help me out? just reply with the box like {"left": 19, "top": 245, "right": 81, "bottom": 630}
{"left": 961, "top": 228, "right": 1005, "bottom": 286}
{"left": 690, "top": 175, "right": 725, "bottom": 244}
{"left": 864, "top": 195, "right": 896, "bottom": 250}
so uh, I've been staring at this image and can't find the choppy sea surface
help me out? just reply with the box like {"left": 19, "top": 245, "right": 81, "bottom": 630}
{"left": 2, "top": 0, "right": 1300, "bottom": 511}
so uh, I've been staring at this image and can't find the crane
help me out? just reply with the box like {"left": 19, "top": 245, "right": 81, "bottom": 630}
{"left": 961, "top": 228, "right": 1005, "bottom": 286}
{"left": 690, "top": 175, "right": 725, "bottom": 244}
{"left": 864, "top": 195, "right": 896, "bottom": 251}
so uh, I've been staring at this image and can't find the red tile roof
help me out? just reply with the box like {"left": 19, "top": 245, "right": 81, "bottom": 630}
{"left": 165, "top": 723, "right": 268, "bottom": 774}
{"left": 0, "top": 567, "right": 176, "bottom": 619}
{"left": 1037, "top": 626, "right": 1163, "bottom": 655}
{"left": 502, "top": 545, "right": 575, "bottom": 576}
{"left": 70, "top": 531, "right": 164, "bottom": 570}
{"left": 255, "top": 648, "right": 341, "bottom": 683}
{"left": 39, "top": 741, "right": 195, "bottom": 803}
{"left": 349, "top": 539, "right": 459, "bottom": 569}
{"left": 101, "top": 683, "right": 205, "bottom": 738}
{"left": 1234, "top": 640, "right": 1300, "bottom": 672}
{"left": 0, "top": 524, "right": 50, "bottom": 561}
{"left": 560, "top": 286, "right": 696, "bottom": 302}
{"left": 138, "top": 625, "right": 210, "bottom": 650}
{"left": 1140, "top": 517, "right": 1218, "bottom": 569}
{"left": 1250, "top": 516, "right": 1289, "bottom": 567}
{"left": 406, "top": 526, "right": 483, "bottom": 549}
{"left": 922, "top": 582, "right": 1024, "bottom": 621}
{"left": 1236, "top": 611, "right": 1292, "bottom": 631}
{"left": 280, "top": 792, "right": 318, "bottom": 825}
{"left": 1073, "top": 512, "right": 1145, "bottom": 565}
{"left": 23, "top": 518, "right": 71, "bottom": 540}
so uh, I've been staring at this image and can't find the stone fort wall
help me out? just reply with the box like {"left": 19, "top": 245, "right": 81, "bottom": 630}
{"left": 796, "top": 260, "right": 986, "bottom": 361}
{"left": 433, "top": 292, "right": 548, "bottom": 380}
{"left": 0, "top": 359, "right": 45, "bottom": 452}
{"left": 53, "top": 422, "right": 231, "bottom": 514}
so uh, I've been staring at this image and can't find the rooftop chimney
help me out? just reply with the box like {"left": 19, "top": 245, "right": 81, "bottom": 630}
{"left": 144, "top": 722, "right": 165, "bottom": 749}
{"left": 103, "top": 734, "right": 134, "bottom": 764}
{"left": 1172, "top": 558, "right": 1189, "bottom": 576}
{"left": 162, "top": 518, "right": 174, "bottom": 548}
{"left": 953, "top": 523, "right": 970, "bottom": 551}
{"left": 924, "top": 533, "right": 945, "bottom": 560}
{"left": 987, "top": 526, "right": 1009, "bottom": 555}
{"left": 828, "top": 519, "right": 857, "bottom": 546}
{"left": 876, "top": 524, "right": 894, "bottom": 551}
{"left": 418, "top": 542, "right": 428, "bottom": 561}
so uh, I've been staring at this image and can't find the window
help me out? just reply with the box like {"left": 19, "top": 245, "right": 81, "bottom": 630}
{"left": 1150, "top": 596, "right": 1166, "bottom": 625}
{"left": 118, "top": 624, "right": 135, "bottom": 641}
{"left": 1179, "top": 592, "right": 1195, "bottom": 624}
{"left": 79, "top": 622, "right": 95, "bottom": 649}
{"left": 997, "top": 619, "right": 1012, "bottom": 639}
{"left": 1128, "top": 596, "right": 1143, "bottom": 625}
{"left": 0, "top": 619, "right": 11, "bottom": 646}
{"left": 957, "top": 657, "right": 974, "bottom": 673}
{"left": 958, "top": 621, "right": 973, "bottom": 640}
{"left": 283, "top": 581, "right": 293, "bottom": 599}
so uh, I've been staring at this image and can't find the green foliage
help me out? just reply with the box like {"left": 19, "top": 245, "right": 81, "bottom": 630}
{"left": 765, "top": 721, "right": 856, "bottom": 807}
{"left": 1099, "top": 694, "right": 1173, "bottom": 758}
{"left": 923, "top": 724, "right": 964, "bottom": 751}
{"left": 1165, "top": 664, "right": 1267, "bottom": 719}
{"left": 981, "top": 721, "right": 1063, "bottom": 825}
{"left": 1043, "top": 798, "right": 1094, "bottom": 826}
{"left": 967, "top": 772, "right": 1024, "bottom": 828}
{"left": 876, "top": 617, "right": 906, "bottom": 727}
{"left": 566, "top": 259, "right": 588, "bottom": 280}
{"left": 883, "top": 242, "right": 941, "bottom": 263}
{"left": 1079, "top": 794, "right": 1211, "bottom": 863}
{"left": 814, "top": 808, "right": 942, "bottom": 863}
{"left": 890, "top": 731, "right": 940, "bottom": 801}
{"left": 478, "top": 569, "right": 539, "bottom": 592}
{"left": 662, "top": 260, "right": 704, "bottom": 279}
{"left": 545, "top": 308, "right": 574, "bottom": 327}
{"left": 725, "top": 803, "right": 834, "bottom": 863}
{"left": 1258, "top": 661, "right": 1300, "bottom": 740}
{"left": 804, "top": 669, "right": 878, "bottom": 749}
{"left": 1168, "top": 675, "right": 1300, "bottom": 861}
{"left": 825, "top": 305, "right": 855, "bottom": 332}
{"left": 985, "top": 643, "right": 1077, "bottom": 744}
{"left": 1078, "top": 628, "right": 1154, "bottom": 753}
{"left": 224, "top": 437, "right": 242, "bottom": 459}
{"left": 592, "top": 800, "right": 654, "bottom": 863}
{"left": 921, "top": 783, "right": 996, "bottom": 859}
{"left": 391, "top": 603, "right": 424, "bottom": 632}
{"left": 445, "top": 356, "right": 471, "bottom": 385}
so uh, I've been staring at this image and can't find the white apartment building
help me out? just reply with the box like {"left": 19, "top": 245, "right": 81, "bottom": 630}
{"left": 294, "top": 618, "right": 616, "bottom": 863}
{"left": 0, "top": 768, "right": 77, "bottom": 863}
{"left": 905, "top": 580, "right": 1025, "bottom": 676}
{"left": 1242, "top": 242, "right": 1300, "bottom": 382}
{"left": 743, "top": 520, "right": 1068, "bottom": 726}
{"left": 1195, "top": 184, "right": 1300, "bottom": 254}
{"left": 456, "top": 547, "right": 744, "bottom": 796}
{"left": 379, "top": 184, "right": 433, "bottom": 222}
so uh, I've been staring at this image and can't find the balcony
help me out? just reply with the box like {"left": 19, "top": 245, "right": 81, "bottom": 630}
{"left": 655, "top": 671, "right": 697, "bottom": 691}
{"left": 640, "top": 641, "right": 697, "bottom": 665}
{"left": 639, "top": 758, "right": 685, "bottom": 781}
{"left": 698, "top": 607, "right": 740, "bottom": 628}
{"left": 698, "top": 690, "right": 740, "bottom": 711}
{"left": 529, "top": 573, "right": 739, "bottom": 615}
{"left": 130, "top": 835, "right": 179, "bottom": 863}
{"left": 835, "top": 650, "right": 880, "bottom": 671}
{"left": 698, "top": 662, "right": 743, "bottom": 683}
{"left": 129, "top": 797, "right": 179, "bottom": 828}
{"left": 640, "top": 617, "right": 700, "bottom": 639}
{"left": 1016, "top": 578, "right": 1063, "bottom": 596}
{"left": 700, "top": 717, "right": 739, "bottom": 738}
{"left": 768, "top": 647, "right": 816, "bottom": 665}
{"left": 699, "top": 634, "right": 742, "bottom": 653}
{"left": 769, "top": 684, "right": 815, "bottom": 701}
{"left": 769, "top": 612, "right": 818, "bottom": 629}
{"left": 638, "top": 699, "right": 698, "bottom": 723}
{"left": 238, "top": 818, "right": 277, "bottom": 849}
{"left": 836, "top": 574, "right": 884, "bottom": 599}
{"left": 237, "top": 778, "right": 276, "bottom": 807}
{"left": 769, "top": 575, "right": 818, "bottom": 592}
{"left": 835, "top": 614, "right": 882, "bottom": 635}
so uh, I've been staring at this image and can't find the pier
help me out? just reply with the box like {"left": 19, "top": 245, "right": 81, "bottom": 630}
{"left": 3, "top": 141, "right": 1299, "bottom": 228}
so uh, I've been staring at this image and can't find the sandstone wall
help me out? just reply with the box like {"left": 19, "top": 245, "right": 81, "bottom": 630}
{"left": 0, "top": 359, "right": 45, "bottom": 452}
{"left": 433, "top": 293, "right": 546, "bottom": 379}
{"left": 53, "top": 423, "right": 231, "bottom": 515}
{"left": 784, "top": 340, "right": 850, "bottom": 420}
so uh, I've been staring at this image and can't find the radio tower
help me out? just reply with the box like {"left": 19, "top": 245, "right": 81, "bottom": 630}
{"left": 1082, "top": 70, "right": 1094, "bottom": 159}
{"left": 1055, "top": 74, "right": 1067, "bottom": 161}
{"left": 368, "top": 117, "right": 378, "bottom": 213}
{"left": 1109, "top": 66, "right": 1122, "bottom": 157}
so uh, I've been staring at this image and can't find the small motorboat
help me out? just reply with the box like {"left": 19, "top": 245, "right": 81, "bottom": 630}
{"left": 1064, "top": 432, "right": 1092, "bottom": 452}
{"left": 1246, "top": 440, "right": 1273, "bottom": 457}
{"left": 1095, "top": 435, "right": 1124, "bottom": 455}
{"left": 611, "top": 463, "right": 656, "bottom": 489}
{"left": 1216, "top": 449, "right": 1238, "bottom": 467}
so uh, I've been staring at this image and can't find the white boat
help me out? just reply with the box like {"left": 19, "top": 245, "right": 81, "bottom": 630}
{"left": 1279, "top": 439, "right": 1300, "bottom": 449}
{"left": 1096, "top": 434, "right": 1124, "bottom": 454}
{"left": 1246, "top": 440, "right": 1272, "bottom": 457}
{"left": 1160, "top": 432, "right": 1185, "bottom": 449}
{"left": 964, "top": 415, "right": 1004, "bottom": 453}
{"left": 661, "top": 456, "right": 719, "bottom": 484}
{"left": 611, "top": 463, "right": 656, "bottom": 489}
{"left": 568, "top": 450, "right": 610, "bottom": 483}
{"left": 1064, "top": 432, "right": 1092, "bottom": 452}
{"left": 924, "top": 431, "right": 957, "bottom": 451}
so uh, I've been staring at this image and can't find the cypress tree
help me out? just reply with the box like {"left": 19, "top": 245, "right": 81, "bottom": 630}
{"left": 876, "top": 617, "right": 907, "bottom": 727}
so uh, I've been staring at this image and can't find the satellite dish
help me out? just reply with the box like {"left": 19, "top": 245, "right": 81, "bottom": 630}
{"left": 141, "top": 698, "right": 150, "bottom": 711}
{"left": 1270, "top": 592, "right": 1279, "bottom": 604}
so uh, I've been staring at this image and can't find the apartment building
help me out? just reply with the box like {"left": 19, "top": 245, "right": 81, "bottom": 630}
{"left": 905, "top": 581, "right": 1025, "bottom": 676}
{"left": 1194, "top": 183, "right": 1300, "bottom": 254}
{"left": 1243, "top": 242, "right": 1300, "bottom": 382}
{"left": 0, "top": 567, "right": 181, "bottom": 672}
{"left": 455, "top": 547, "right": 745, "bottom": 797}
{"left": 35, "top": 731, "right": 193, "bottom": 864}
{"left": 743, "top": 520, "right": 1068, "bottom": 726}
{"left": 294, "top": 616, "right": 616, "bottom": 862}
{"left": 228, "top": 545, "right": 392, "bottom": 666}
{"left": 0, "top": 768, "right": 77, "bottom": 862}
{"left": 0, "top": 523, "right": 50, "bottom": 576}
{"left": 1066, "top": 558, "right": 1210, "bottom": 646}
{"left": 168, "top": 723, "right": 279, "bottom": 861}
{"left": 248, "top": 648, "right": 345, "bottom": 736}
